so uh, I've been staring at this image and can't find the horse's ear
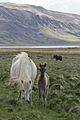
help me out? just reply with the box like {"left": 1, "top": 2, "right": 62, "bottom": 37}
{"left": 21, "top": 80, "right": 23, "bottom": 84}
{"left": 44, "top": 63, "right": 46, "bottom": 67}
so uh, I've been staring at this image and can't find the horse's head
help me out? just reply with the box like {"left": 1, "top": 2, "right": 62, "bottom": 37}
{"left": 53, "top": 55, "right": 57, "bottom": 58}
{"left": 39, "top": 63, "right": 46, "bottom": 77}
{"left": 20, "top": 80, "right": 32, "bottom": 102}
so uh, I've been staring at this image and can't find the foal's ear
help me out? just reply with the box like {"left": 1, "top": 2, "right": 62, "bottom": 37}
{"left": 39, "top": 64, "right": 41, "bottom": 67}
{"left": 21, "top": 80, "right": 23, "bottom": 84}
{"left": 44, "top": 63, "right": 46, "bottom": 67}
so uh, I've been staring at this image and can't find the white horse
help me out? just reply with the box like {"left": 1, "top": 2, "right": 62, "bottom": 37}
{"left": 10, "top": 52, "right": 37, "bottom": 103}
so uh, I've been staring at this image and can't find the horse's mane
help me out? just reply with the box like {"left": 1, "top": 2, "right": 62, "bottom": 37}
{"left": 12, "top": 52, "right": 29, "bottom": 64}
{"left": 10, "top": 51, "right": 37, "bottom": 85}
{"left": 16, "top": 52, "right": 28, "bottom": 59}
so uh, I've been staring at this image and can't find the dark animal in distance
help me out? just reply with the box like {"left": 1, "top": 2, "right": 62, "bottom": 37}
{"left": 38, "top": 63, "right": 49, "bottom": 107}
{"left": 53, "top": 55, "right": 62, "bottom": 61}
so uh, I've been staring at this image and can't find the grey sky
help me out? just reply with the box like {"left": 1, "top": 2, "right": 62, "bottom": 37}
{"left": 0, "top": 0, "right": 80, "bottom": 15}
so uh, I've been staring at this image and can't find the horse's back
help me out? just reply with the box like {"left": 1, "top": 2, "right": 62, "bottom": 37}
{"left": 10, "top": 52, "right": 37, "bottom": 82}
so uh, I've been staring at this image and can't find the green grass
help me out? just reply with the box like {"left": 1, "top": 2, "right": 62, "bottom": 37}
{"left": 0, "top": 50, "right": 80, "bottom": 120}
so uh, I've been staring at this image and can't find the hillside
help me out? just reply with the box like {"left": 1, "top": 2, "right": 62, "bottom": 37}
{"left": 0, "top": 3, "right": 80, "bottom": 46}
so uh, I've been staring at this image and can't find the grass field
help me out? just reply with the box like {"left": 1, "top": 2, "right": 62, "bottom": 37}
{"left": 0, "top": 48, "right": 80, "bottom": 120}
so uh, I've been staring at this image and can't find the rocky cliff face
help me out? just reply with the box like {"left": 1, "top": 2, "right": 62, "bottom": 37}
{"left": 0, "top": 3, "right": 80, "bottom": 46}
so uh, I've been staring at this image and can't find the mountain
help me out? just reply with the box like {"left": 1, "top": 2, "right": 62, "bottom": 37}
{"left": 0, "top": 2, "right": 80, "bottom": 46}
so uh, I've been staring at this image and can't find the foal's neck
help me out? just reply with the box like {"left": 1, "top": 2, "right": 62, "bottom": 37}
{"left": 40, "top": 72, "right": 45, "bottom": 78}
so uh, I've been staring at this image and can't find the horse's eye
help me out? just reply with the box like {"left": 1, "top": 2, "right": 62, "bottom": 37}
{"left": 21, "top": 80, "right": 23, "bottom": 83}
{"left": 22, "top": 90, "right": 24, "bottom": 92}
{"left": 29, "top": 81, "right": 31, "bottom": 84}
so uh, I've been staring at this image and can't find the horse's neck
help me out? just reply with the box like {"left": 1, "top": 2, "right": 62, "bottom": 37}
{"left": 40, "top": 72, "right": 46, "bottom": 79}
{"left": 39, "top": 73, "right": 47, "bottom": 88}
{"left": 40, "top": 73, "right": 46, "bottom": 81}
{"left": 39, "top": 73, "right": 49, "bottom": 87}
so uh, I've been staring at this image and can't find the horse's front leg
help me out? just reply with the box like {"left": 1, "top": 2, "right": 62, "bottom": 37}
{"left": 18, "top": 90, "right": 21, "bottom": 100}
{"left": 29, "top": 89, "right": 33, "bottom": 105}
{"left": 43, "top": 89, "right": 48, "bottom": 107}
{"left": 18, "top": 90, "right": 23, "bottom": 104}
{"left": 44, "top": 96, "right": 47, "bottom": 108}
{"left": 39, "top": 89, "right": 42, "bottom": 105}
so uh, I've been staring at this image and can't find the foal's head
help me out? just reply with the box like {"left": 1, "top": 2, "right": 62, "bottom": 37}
{"left": 39, "top": 63, "right": 46, "bottom": 77}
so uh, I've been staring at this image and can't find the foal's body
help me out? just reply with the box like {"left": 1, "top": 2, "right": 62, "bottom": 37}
{"left": 38, "top": 64, "right": 49, "bottom": 107}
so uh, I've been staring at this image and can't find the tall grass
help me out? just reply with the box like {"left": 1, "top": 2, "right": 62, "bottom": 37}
{"left": 0, "top": 50, "right": 80, "bottom": 120}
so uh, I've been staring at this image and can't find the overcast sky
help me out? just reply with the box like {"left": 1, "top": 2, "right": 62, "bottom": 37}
{"left": 0, "top": 0, "right": 80, "bottom": 15}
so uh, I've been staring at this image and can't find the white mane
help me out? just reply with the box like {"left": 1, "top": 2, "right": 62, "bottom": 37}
{"left": 10, "top": 52, "right": 37, "bottom": 83}
{"left": 12, "top": 52, "right": 29, "bottom": 64}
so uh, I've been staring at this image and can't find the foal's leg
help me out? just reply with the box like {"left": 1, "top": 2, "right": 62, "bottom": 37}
{"left": 39, "top": 89, "right": 42, "bottom": 105}
{"left": 43, "top": 89, "right": 48, "bottom": 107}
{"left": 43, "top": 96, "right": 47, "bottom": 107}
